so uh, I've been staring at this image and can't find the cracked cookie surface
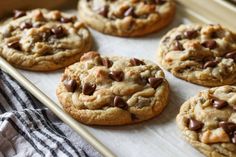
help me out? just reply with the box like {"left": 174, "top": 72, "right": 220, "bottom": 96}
{"left": 177, "top": 86, "right": 236, "bottom": 157}
{"left": 0, "top": 9, "right": 92, "bottom": 71}
{"left": 78, "top": 0, "right": 175, "bottom": 37}
{"left": 157, "top": 24, "right": 236, "bottom": 87}
{"left": 56, "top": 51, "right": 169, "bottom": 125}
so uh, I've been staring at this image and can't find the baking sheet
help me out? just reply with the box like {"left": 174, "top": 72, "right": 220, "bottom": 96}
{"left": 18, "top": 10, "right": 208, "bottom": 157}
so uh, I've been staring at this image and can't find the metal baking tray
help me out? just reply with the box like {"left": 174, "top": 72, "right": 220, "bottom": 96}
{"left": 1, "top": 0, "right": 236, "bottom": 156}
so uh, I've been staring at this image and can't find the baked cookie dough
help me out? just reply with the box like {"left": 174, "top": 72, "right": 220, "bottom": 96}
{"left": 176, "top": 86, "right": 236, "bottom": 157}
{"left": 0, "top": 9, "right": 92, "bottom": 71}
{"left": 78, "top": 0, "right": 176, "bottom": 37}
{"left": 56, "top": 51, "right": 169, "bottom": 125}
{"left": 157, "top": 24, "right": 236, "bottom": 87}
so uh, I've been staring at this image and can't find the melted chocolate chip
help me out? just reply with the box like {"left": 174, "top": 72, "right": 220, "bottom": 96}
{"left": 102, "top": 58, "right": 112, "bottom": 68}
{"left": 63, "top": 79, "right": 77, "bottom": 92}
{"left": 20, "top": 22, "right": 32, "bottom": 30}
{"left": 130, "top": 58, "right": 145, "bottom": 66}
{"left": 114, "top": 96, "right": 128, "bottom": 109}
{"left": 13, "top": 10, "right": 26, "bottom": 19}
{"left": 131, "top": 113, "right": 139, "bottom": 121}
{"left": 124, "top": 7, "right": 135, "bottom": 17}
{"left": 225, "top": 50, "right": 236, "bottom": 61}
{"left": 210, "top": 32, "right": 218, "bottom": 38}
{"left": 203, "top": 60, "right": 218, "bottom": 69}
{"left": 109, "top": 71, "right": 124, "bottom": 82}
{"left": 188, "top": 118, "right": 204, "bottom": 131}
{"left": 173, "top": 41, "right": 184, "bottom": 51}
{"left": 184, "top": 30, "right": 198, "bottom": 39}
{"left": 41, "top": 30, "right": 52, "bottom": 41}
{"left": 82, "top": 83, "right": 96, "bottom": 95}
{"left": 60, "top": 17, "right": 74, "bottom": 23}
{"left": 51, "top": 26, "right": 67, "bottom": 38}
{"left": 175, "top": 35, "right": 182, "bottom": 40}
{"left": 212, "top": 99, "right": 229, "bottom": 109}
{"left": 201, "top": 40, "right": 217, "bottom": 49}
{"left": 219, "top": 121, "right": 236, "bottom": 136}
{"left": 7, "top": 41, "right": 21, "bottom": 50}
{"left": 148, "top": 77, "right": 163, "bottom": 89}
{"left": 98, "top": 5, "right": 109, "bottom": 18}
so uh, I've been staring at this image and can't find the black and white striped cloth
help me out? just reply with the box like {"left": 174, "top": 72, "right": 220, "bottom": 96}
{"left": 0, "top": 70, "right": 100, "bottom": 157}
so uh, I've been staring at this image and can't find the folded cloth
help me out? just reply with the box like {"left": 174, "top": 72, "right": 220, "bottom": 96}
{"left": 0, "top": 70, "right": 101, "bottom": 157}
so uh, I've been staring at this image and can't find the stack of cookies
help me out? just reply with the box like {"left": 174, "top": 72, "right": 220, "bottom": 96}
{"left": 0, "top": 0, "right": 236, "bottom": 156}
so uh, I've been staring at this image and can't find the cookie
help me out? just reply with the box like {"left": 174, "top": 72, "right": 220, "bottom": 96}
{"left": 0, "top": 9, "right": 92, "bottom": 71}
{"left": 176, "top": 86, "right": 236, "bottom": 157}
{"left": 56, "top": 51, "right": 169, "bottom": 125}
{"left": 157, "top": 24, "right": 236, "bottom": 87}
{"left": 78, "top": 0, "right": 176, "bottom": 37}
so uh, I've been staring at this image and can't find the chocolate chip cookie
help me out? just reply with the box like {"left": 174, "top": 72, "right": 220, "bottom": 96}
{"left": 0, "top": 9, "right": 92, "bottom": 71}
{"left": 78, "top": 0, "right": 176, "bottom": 37}
{"left": 157, "top": 24, "right": 236, "bottom": 87}
{"left": 176, "top": 86, "right": 236, "bottom": 157}
{"left": 56, "top": 51, "right": 169, "bottom": 125}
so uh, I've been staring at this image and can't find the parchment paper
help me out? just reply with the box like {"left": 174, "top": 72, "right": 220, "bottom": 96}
{"left": 20, "top": 11, "right": 206, "bottom": 157}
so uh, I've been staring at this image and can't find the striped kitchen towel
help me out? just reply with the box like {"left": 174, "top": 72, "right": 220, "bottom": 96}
{"left": 0, "top": 70, "right": 101, "bottom": 157}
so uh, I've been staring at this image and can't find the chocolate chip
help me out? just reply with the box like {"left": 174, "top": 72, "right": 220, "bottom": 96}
{"left": 155, "top": 0, "right": 166, "bottom": 4}
{"left": 184, "top": 30, "right": 198, "bottom": 39}
{"left": 20, "top": 22, "right": 32, "bottom": 30}
{"left": 63, "top": 79, "right": 77, "bottom": 92}
{"left": 13, "top": 10, "right": 26, "bottom": 19}
{"left": 98, "top": 5, "right": 109, "bottom": 18}
{"left": 82, "top": 83, "right": 96, "bottom": 95}
{"left": 51, "top": 26, "right": 67, "bottom": 38}
{"left": 173, "top": 41, "right": 184, "bottom": 51}
{"left": 124, "top": 7, "right": 135, "bottom": 17}
{"left": 114, "top": 96, "right": 128, "bottom": 109}
{"left": 148, "top": 77, "right": 163, "bottom": 89}
{"left": 175, "top": 35, "right": 182, "bottom": 40}
{"left": 225, "top": 50, "right": 236, "bottom": 61}
{"left": 109, "top": 71, "right": 124, "bottom": 82}
{"left": 219, "top": 121, "right": 236, "bottom": 135}
{"left": 7, "top": 41, "right": 21, "bottom": 50}
{"left": 60, "top": 17, "right": 74, "bottom": 23}
{"left": 203, "top": 60, "right": 218, "bottom": 69}
{"left": 102, "top": 58, "right": 112, "bottom": 68}
{"left": 201, "top": 40, "right": 217, "bottom": 49}
{"left": 212, "top": 99, "right": 229, "bottom": 109}
{"left": 130, "top": 58, "right": 145, "bottom": 66}
{"left": 41, "top": 29, "right": 52, "bottom": 41}
{"left": 188, "top": 118, "right": 204, "bottom": 131}
{"left": 210, "top": 32, "right": 218, "bottom": 38}
{"left": 131, "top": 113, "right": 139, "bottom": 121}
